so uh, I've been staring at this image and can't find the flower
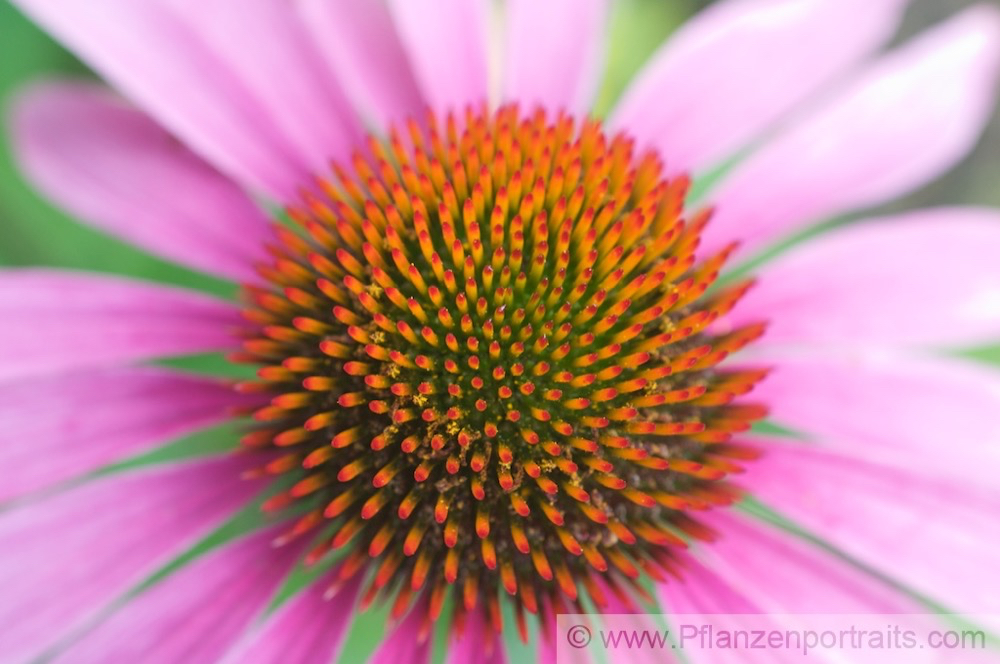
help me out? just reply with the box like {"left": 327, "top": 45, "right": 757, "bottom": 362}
{"left": 2, "top": 0, "right": 1000, "bottom": 662}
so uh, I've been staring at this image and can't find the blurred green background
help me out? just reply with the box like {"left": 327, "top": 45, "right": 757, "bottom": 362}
{"left": 1, "top": 0, "right": 999, "bottom": 661}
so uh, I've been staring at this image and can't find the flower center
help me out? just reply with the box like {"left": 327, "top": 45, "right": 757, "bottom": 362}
{"left": 237, "top": 104, "right": 767, "bottom": 638}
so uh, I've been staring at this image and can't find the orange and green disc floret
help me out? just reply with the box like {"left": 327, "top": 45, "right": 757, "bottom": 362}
{"left": 237, "top": 104, "right": 768, "bottom": 640}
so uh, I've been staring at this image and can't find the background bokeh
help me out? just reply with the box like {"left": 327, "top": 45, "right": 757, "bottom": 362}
{"left": 1, "top": 1, "right": 998, "bottom": 661}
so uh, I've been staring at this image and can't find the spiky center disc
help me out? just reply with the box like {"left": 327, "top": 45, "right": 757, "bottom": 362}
{"left": 238, "top": 104, "right": 767, "bottom": 635}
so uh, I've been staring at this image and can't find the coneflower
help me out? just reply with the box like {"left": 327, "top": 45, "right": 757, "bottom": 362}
{"left": 2, "top": 1, "right": 1000, "bottom": 662}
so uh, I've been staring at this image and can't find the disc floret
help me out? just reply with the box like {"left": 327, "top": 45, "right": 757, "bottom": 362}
{"left": 238, "top": 104, "right": 767, "bottom": 637}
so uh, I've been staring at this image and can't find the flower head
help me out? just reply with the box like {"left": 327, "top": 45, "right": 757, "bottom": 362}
{"left": 240, "top": 104, "right": 767, "bottom": 630}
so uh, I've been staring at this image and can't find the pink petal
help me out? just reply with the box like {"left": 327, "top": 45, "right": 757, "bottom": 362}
{"left": 160, "top": 0, "right": 364, "bottom": 177}
{"left": 56, "top": 526, "right": 304, "bottom": 663}
{"left": 219, "top": 572, "right": 363, "bottom": 664}
{"left": 448, "top": 607, "right": 507, "bottom": 664}
{"left": 727, "top": 208, "right": 1000, "bottom": 347}
{"left": 0, "top": 455, "right": 262, "bottom": 663}
{"left": 370, "top": 599, "right": 433, "bottom": 664}
{"left": 660, "top": 513, "right": 945, "bottom": 664}
{"left": 0, "top": 367, "right": 249, "bottom": 502}
{"left": 386, "top": 0, "right": 491, "bottom": 112}
{"left": 10, "top": 0, "right": 314, "bottom": 199}
{"left": 742, "top": 440, "right": 1000, "bottom": 617}
{"left": 11, "top": 81, "right": 272, "bottom": 282}
{"left": 610, "top": 0, "right": 907, "bottom": 173}
{"left": 300, "top": 0, "right": 425, "bottom": 127}
{"left": 677, "top": 511, "right": 921, "bottom": 614}
{"left": 662, "top": 554, "right": 760, "bottom": 615}
{"left": 587, "top": 580, "right": 680, "bottom": 664}
{"left": 502, "top": 0, "right": 609, "bottom": 115}
{"left": 0, "top": 269, "right": 240, "bottom": 381}
{"left": 536, "top": 608, "right": 566, "bottom": 664}
{"left": 752, "top": 348, "right": 1000, "bottom": 486}
{"left": 660, "top": 560, "right": 787, "bottom": 664}
{"left": 702, "top": 5, "right": 1000, "bottom": 258}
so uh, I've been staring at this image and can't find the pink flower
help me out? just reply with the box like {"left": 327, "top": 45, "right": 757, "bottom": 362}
{"left": 3, "top": 0, "right": 1000, "bottom": 662}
